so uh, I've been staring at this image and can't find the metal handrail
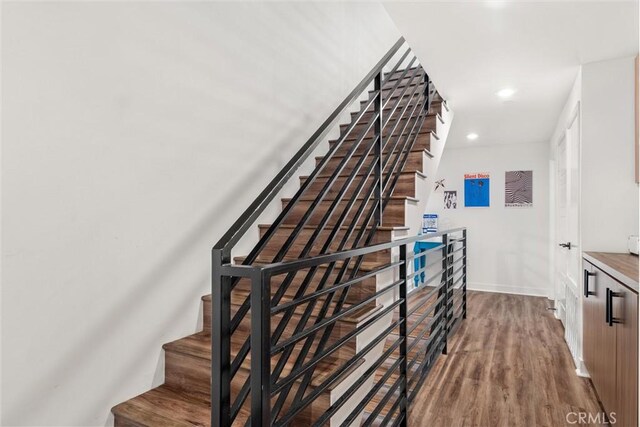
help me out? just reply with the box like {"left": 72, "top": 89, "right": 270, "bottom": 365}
{"left": 211, "top": 34, "right": 453, "bottom": 427}
{"left": 228, "top": 228, "right": 467, "bottom": 426}
{"left": 212, "top": 37, "right": 406, "bottom": 258}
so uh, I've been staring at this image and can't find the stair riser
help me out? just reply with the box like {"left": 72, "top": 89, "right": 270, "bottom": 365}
{"left": 257, "top": 223, "right": 393, "bottom": 263}
{"left": 203, "top": 271, "right": 380, "bottom": 335}
{"left": 336, "top": 115, "right": 436, "bottom": 144}
{"left": 282, "top": 198, "right": 409, "bottom": 228}
{"left": 317, "top": 149, "right": 429, "bottom": 177}
{"left": 353, "top": 106, "right": 435, "bottom": 124}
{"left": 205, "top": 296, "right": 364, "bottom": 351}
{"left": 164, "top": 350, "right": 333, "bottom": 424}
{"left": 299, "top": 173, "right": 419, "bottom": 199}
{"left": 330, "top": 132, "right": 432, "bottom": 158}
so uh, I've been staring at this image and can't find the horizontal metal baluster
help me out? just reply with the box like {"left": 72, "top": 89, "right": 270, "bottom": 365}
{"left": 228, "top": 116, "right": 383, "bottom": 377}
{"left": 272, "top": 298, "right": 402, "bottom": 394}
{"left": 362, "top": 375, "right": 403, "bottom": 427}
{"left": 380, "top": 392, "right": 404, "bottom": 427}
{"left": 268, "top": 153, "right": 385, "bottom": 419}
{"left": 268, "top": 73, "right": 425, "bottom": 422}
{"left": 272, "top": 137, "right": 384, "bottom": 414}
{"left": 272, "top": 279, "right": 401, "bottom": 355}
{"left": 264, "top": 71, "right": 424, "bottom": 408}
{"left": 238, "top": 52, "right": 416, "bottom": 272}
{"left": 214, "top": 38, "right": 406, "bottom": 261}
{"left": 271, "top": 261, "right": 401, "bottom": 315}
{"left": 332, "top": 352, "right": 401, "bottom": 427}
{"left": 284, "top": 86, "right": 428, "bottom": 413}
{"left": 380, "top": 66, "right": 424, "bottom": 131}
{"left": 273, "top": 319, "right": 402, "bottom": 427}
{"left": 273, "top": 71, "right": 428, "bottom": 422}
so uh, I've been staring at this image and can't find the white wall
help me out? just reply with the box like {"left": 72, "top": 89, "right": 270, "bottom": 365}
{"left": 581, "top": 55, "right": 639, "bottom": 252}
{"left": 0, "top": 3, "right": 401, "bottom": 426}
{"left": 425, "top": 142, "right": 551, "bottom": 297}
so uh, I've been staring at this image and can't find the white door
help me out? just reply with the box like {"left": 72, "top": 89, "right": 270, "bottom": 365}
{"left": 555, "top": 103, "right": 581, "bottom": 362}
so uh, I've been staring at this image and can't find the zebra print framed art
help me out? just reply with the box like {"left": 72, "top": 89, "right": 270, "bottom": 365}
{"left": 505, "top": 170, "right": 533, "bottom": 207}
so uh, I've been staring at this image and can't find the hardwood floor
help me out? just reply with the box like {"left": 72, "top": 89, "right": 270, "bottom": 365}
{"left": 409, "top": 291, "right": 605, "bottom": 427}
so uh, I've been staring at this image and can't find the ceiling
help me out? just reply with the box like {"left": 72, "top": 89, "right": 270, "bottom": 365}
{"left": 383, "top": 1, "right": 639, "bottom": 147}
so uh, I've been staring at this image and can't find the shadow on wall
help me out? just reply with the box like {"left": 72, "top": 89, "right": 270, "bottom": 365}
{"left": 4, "top": 127, "right": 313, "bottom": 425}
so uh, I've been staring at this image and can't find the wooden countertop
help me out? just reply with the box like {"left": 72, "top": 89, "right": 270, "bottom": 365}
{"left": 583, "top": 252, "right": 639, "bottom": 293}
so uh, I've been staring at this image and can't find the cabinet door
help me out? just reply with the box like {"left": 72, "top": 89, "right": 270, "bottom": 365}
{"left": 587, "top": 266, "right": 617, "bottom": 413}
{"left": 583, "top": 262, "right": 598, "bottom": 377}
{"left": 613, "top": 282, "right": 638, "bottom": 427}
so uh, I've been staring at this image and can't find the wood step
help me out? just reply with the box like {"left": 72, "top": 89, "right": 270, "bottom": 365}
{"left": 256, "top": 222, "right": 400, "bottom": 265}
{"left": 316, "top": 148, "right": 433, "bottom": 177}
{"left": 163, "top": 330, "right": 368, "bottom": 420}
{"left": 112, "top": 385, "right": 217, "bottom": 427}
{"left": 339, "top": 113, "right": 438, "bottom": 137}
{"left": 337, "top": 115, "right": 437, "bottom": 143}
{"left": 280, "top": 196, "right": 416, "bottom": 227}
{"left": 384, "top": 66, "right": 423, "bottom": 80}
{"left": 234, "top": 255, "right": 388, "bottom": 274}
{"left": 350, "top": 107, "right": 438, "bottom": 125}
{"left": 299, "top": 170, "right": 425, "bottom": 199}
{"left": 162, "top": 327, "right": 357, "bottom": 394}
{"left": 359, "top": 95, "right": 441, "bottom": 114}
{"left": 328, "top": 134, "right": 433, "bottom": 160}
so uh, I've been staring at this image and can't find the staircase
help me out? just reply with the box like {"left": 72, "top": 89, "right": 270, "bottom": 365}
{"left": 112, "top": 38, "right": 464, "bottom": 427}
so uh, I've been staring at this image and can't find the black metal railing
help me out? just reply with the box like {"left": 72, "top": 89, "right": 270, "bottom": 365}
{"left": 211, "top": 36, "right": 458, "bottom": 426}
{"left": 216, "top": 229, "right": 467, "bottom": 426}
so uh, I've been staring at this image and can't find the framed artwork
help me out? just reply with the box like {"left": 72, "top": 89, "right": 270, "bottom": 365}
{"left": 444, "top": 191, "right": 457, "bottom": 209}
{"left": 464, "top": 173, "right": 490, "bottom": 207}
{"left": 505, "top": 170, "right": 533, "bottom": 207}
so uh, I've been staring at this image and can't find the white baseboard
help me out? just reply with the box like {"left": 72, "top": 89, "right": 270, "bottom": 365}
{"left": 467, "top": 281, "right": 549, "bottom": 297}
{"left": 575, "top": 358, "right": 590, "bottom": 378}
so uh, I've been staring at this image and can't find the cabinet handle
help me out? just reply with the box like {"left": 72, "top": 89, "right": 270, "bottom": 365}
{"left": 606, "top": 288, "right": 611, "bottom": 325}
{"left": 606, "top": 287, "right": 623, "bottom": 326}
{"left": 583, "top": 269, "right": 596, "bottom": 297}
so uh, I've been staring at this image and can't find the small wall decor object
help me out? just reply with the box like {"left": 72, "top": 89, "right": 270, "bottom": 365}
{"left": 422, "top": 213, "right": 438, "bottom": 233}
{"left": 434, "top": 178, "right": 446, "bottom": 192}
{"left": 505, "top": 170, "right": 533, "bottom": 207}
{"left": 444, "top": 191, "right": 457, "bottom": 209}
{"left": 464, "top": 173, "right": 490, "bottom": 207}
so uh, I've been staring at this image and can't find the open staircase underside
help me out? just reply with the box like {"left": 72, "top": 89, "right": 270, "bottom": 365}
{"left": 112, "top": 63, "right": 451, "bottom": 426}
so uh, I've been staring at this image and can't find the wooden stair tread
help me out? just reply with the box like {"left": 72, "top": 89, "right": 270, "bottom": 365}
{"left": 232, "top": 256, "right": 388, "bottom": 272}
{"left": 283, "top": 195, "right": 418, "bottom": 203}
{"left": 318, "top": 147, "right": 433, "bottom": 162}
{"left": 162, "top": 331, "right": 363, "bottom": 393}
{"left": 302, "top": 170, "right": 426, "bottom": 180}
{"left": 111, "top": 385, "right": 215, "bottom": 427}
{"left": 257, "top": 224, "right": 409, "bottom": 232}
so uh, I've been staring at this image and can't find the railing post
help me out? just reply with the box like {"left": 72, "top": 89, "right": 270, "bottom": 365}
{"left": 250, "top": 269, "right": 271, "bottom": 427}
{"left": 212, "top": 248, "right": 231, "bottom": 427}
{"left": 423, "top": 73, "right": 431, "bottom": 111}
{"left": 462, "top": 229, "right": 467, "bottom": 319}
{"left": 374, "top": 71, "right": 383, "bottom": 226}
{"left": 398, "top": 244, "right": 408, "bottom": 426}
{"left": 441, "top": 233, "right": 449, "bottom": 355}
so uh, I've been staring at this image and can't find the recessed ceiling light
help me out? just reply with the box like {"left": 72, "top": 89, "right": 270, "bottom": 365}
{"left": 497, "top": 88, "right": 516, "bottom": 99}
{"left": 467, "top": 133, "right": 479, "bottom": 141}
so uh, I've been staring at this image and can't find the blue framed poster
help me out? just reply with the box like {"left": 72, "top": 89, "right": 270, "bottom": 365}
{"left": 464, "top": 173, "right": 490, "bottom": 207}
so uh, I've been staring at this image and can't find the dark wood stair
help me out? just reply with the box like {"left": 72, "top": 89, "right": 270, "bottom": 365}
{"left": 111, "top": 63, "right": 447, "bottom": 426}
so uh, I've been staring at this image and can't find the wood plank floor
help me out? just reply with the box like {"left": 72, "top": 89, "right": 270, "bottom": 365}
{"left": 408, "top": 291, "right": 605, "bottom": 427}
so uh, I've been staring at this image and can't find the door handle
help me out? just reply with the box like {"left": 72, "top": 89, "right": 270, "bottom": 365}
{"left": 583, "top": 270, "right": 596, "bottom": 297}
{"left": 559, "top": 242, "right": 572, "bottom": 249}
{"left": 606, "top": 287, "right": 623, "bottom": 326}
